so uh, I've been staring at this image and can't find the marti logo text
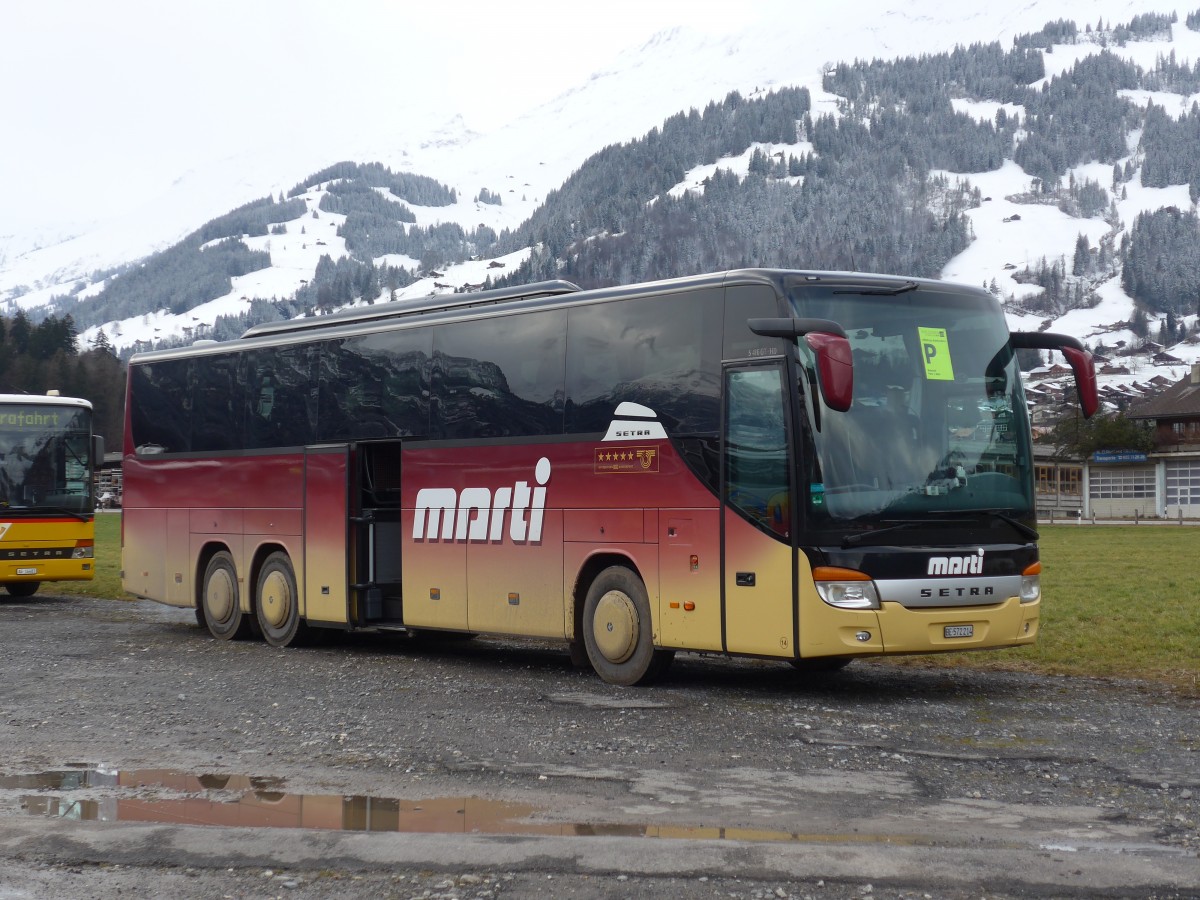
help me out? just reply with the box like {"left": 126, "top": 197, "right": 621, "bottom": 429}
{"left": 413, "top": 458, "right": 551, "bottom": 544}
{"left": 927, "top": 549, "right": 985, "bottom": 576}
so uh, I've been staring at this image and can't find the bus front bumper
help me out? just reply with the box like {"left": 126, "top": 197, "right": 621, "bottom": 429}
{"left": 809, "top": 596, "right": 1039, "bottom": 657}
{"left": 874, "top": 596, "right": 1039, "bottom": 653}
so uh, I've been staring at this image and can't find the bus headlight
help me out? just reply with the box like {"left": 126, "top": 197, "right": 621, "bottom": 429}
{"left": 1020, "top": 574, "right": 1040, "bottom": 603}
{"left": 72, "top": 543, "right": 94, "bottom": 559}
{"left": 1020, "top": 562, "right": 1041, "bottom": 603}
{"left": 813, "top": 566, "right": 880, "bottom": 610}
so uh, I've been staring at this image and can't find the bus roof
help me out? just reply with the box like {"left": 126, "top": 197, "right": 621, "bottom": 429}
{"left": 239, "top": 279, "right": 583, "bottom": 339}
{"left": 0, "top": 393, "right": 93, "bottom": 410}
{"left": 128, "top": 269, "right": 974, "bottom": 366}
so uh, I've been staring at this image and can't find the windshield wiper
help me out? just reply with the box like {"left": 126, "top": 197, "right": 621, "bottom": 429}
{"left": 984, "top": 510, "right": 1039, "bottom": 541}
{"left": 831, "top": 281, "right": 919, "bottom": 297}
{"left": 18, "top": 505, "right": 92, "bottom": 522}
{"left": 841, "top": 512, "right": 1037, "bottom": 548}
{"left": 841, "top": 519, "right": 962, "bottom": 548}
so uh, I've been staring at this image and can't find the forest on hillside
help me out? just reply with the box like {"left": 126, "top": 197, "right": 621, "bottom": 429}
{"left": 0, "top": 313, "right": 124, "bottom": 449}
{"left": 18, "top": 10, "right": 1200, "bottom": 362}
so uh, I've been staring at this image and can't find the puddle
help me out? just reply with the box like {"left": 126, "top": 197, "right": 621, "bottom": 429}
{"left": 3, "top": 766, "right": 911, "bottom": 843}
{"left": 5, "top": 766, "right": 1187, "bottom": 856}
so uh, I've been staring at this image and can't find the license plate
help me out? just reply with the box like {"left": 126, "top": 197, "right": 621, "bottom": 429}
{"left": 944, "top": 624, "right": 974, "bottom": 638}
{"left": 16, "top": 567, "right": 37, "bottom": 576}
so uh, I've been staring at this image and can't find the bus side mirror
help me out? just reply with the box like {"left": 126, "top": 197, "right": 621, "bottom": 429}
{"left": 1010, "top": 331, "right": 1098, "bottom": 419}
{"left": 1060, "top": 346, "right": 1099, "bottom": 419}
{"left": 804, "top": 332, "right": 854, "bottom": 412}
{"left": 748, "top": 317, "right": 854, "bottom": 412}
{"left": 92, "top": 435, "right": 105, "bottom": 465}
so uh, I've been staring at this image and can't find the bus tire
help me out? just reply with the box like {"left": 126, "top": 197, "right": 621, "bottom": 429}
{"left": 255, "top": 551, "right": 307, "bottom": 648}
{"left": 4, "top": 582, "right": 40, "bottom": 598}
{"left": 582, "top": 566, "right": 673, "bottom": 686}
{"left": 201, "top": 551, "right": 251, "bottom": 641}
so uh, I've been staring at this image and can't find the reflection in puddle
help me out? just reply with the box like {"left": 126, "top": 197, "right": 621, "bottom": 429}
{"left": 4, "top": 766, "right": 908, "bottom": 844}
{"left": 8, "top": 768, "right": 560, "bottom": 835}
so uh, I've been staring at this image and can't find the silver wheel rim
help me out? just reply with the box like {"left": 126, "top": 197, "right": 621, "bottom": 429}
{"left": 592, "top": 589, "right": 638, "bottom": 664}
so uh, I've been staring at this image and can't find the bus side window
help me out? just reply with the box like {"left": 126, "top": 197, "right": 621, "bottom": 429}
{"left": 724, "top": 283, "right": 783, "bottom": 359}
{"left": 432, "top": 311, "right": 565, "bottom": 439}
{"left": 130, "top": 360, "right": 191, "bottom": 454}
{"left": 566, "top": 291, "right": 721, "bottom": 435}
{"left": 190, "top": 353, "right": 244, "bottom": 452}
{"left": 245, "top": 346, "right": 315, "bottom": 449}
{"left": 318, "top": 330, "right": 432, "bottom": 441}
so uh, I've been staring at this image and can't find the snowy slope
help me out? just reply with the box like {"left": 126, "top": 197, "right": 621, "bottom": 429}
{"left": 3, "top": 0, "right": 1197, "bottom": 393}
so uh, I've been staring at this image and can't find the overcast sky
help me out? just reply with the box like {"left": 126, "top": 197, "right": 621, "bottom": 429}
{"left": 1, "top": 0, "right": 765, "bottom": 234}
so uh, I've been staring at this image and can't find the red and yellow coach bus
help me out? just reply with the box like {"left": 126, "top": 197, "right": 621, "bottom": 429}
{"left": 1, "top": 392, "right": 102, "bottom": 597}
{"left": 121, "top": 270, "right": 1097, "bottom": 684}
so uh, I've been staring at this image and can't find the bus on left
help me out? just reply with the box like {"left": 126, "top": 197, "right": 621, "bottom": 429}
{"left": 0, "top": 392, "right": 103, "bottom": 597}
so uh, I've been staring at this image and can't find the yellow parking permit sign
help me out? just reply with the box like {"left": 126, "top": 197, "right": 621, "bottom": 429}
{"left": 918, "top": 326, "right": 954, "bottom": 380}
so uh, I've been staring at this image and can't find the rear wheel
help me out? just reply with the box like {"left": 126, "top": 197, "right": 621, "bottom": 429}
{"left": 582, "top": 566, "right": 673, "bottom": 686}
{"left": 201, "top": 551, "right": 251, "bottom": 641}
{"left": 255, "top": 551, "right": 307, "bottom": 648}
{"left": 4, "top": 582, "right": 40, "bottom": 598}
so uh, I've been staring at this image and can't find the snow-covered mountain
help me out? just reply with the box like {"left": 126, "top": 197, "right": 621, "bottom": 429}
{"left": 3, "top": 0, "right": 1198, "bottom": 394}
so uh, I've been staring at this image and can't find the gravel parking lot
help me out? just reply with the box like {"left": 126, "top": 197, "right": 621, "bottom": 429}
{"left": 0, "top": 594, "right": 1196, "bottom": 899}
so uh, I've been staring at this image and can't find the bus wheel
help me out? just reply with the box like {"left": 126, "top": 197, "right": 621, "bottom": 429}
{"left": 4, "top": 582, "right": 40, "bottom": 598}
{"left": 202, "top": 551, "right": 251, "bottom": 641}
{"left": 255, "top": 552, "right": 307, "bottom": 648}
{"left": 582, "top": 566, "right": 673, "bottom": 686}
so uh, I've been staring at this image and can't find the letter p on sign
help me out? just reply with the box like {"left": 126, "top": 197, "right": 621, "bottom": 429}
{"left": 918, "top": 326, "right": 954, "bottom": 380}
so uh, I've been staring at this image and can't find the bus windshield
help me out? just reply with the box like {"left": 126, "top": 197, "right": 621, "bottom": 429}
{"left": 0, "top": 404, "right": 94, "bottom": 514}
{"left": 789, "top": 280, "right": 1034, "bottom": 540}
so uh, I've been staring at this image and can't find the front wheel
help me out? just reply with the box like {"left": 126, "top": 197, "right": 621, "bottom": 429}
{"left": 582, "top": 566, "right": 673, "bottom": 686}
{"left": 255, "top": 551, "right": 308, "bottom": 648}
{"left": 202, "top": 551, "right": 251, "bottom": 641}
{"left": 4, "top": 582, "right": 40, "bottom": 598}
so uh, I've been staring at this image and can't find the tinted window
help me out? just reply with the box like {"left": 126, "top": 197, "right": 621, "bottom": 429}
{"left": 318, "top": 328, "right": 432, "bottom": 440}
{"left": 244, "top": 345, "right": 316, "bottom": 449}
{"left": 724, "top": 283, "right": 785, "bottom": 360}
{"left": 190, "top": 353, "right": 245, "bottom": 452}
{"left": 432, "top": 311, "right": 566, "bottom": 439}
{"left": 566, "top": 289, "right": 721, "bottom": 435}
{"left": 725, "top": 367, "right": 790, "bottom": 539}
{"left": 130, "top": 360, "right": 191, "bottom": 454}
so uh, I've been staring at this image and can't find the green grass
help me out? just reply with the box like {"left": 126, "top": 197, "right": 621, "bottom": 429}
{"left": 53, "top": 512, "right": 125, "bottom": 601}
{"left": 55, "top": 517, "right": 1200, "bottom": 694}
{"left": 892, "top": 525, "right": 1200, "bottom": 694}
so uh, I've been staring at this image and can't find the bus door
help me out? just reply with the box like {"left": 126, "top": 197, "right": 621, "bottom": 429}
{"left": 304, "top": 446, "right": 353, "bottom": 626}
{"left": 721, "top": 363, "right": 797, "bottom": 658}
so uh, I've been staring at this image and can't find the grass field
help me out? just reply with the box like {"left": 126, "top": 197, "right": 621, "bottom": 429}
{"left": 50, "top": 516, "right": 1200, "bottom": 694}
{"left": 866, "top": 524, "right": 1200, "bottom": 695}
